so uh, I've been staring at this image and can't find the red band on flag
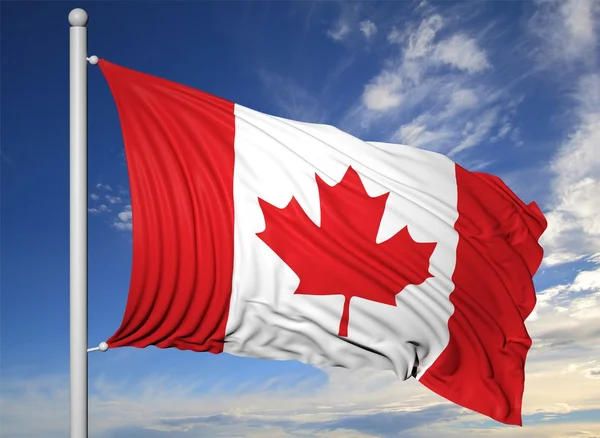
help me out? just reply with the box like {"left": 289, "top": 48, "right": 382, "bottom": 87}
{"left": 419, "top": 165, "right": 547, "bottom": 425}
{"left": 99, "top": 60, "right": 236, "bottom": 353}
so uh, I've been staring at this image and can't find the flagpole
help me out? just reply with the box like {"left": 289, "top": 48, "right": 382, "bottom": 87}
{"left": 69, "top": 8, "right": 89, "bottom": 438}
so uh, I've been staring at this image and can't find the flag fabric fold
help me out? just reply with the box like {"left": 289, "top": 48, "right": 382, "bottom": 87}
{"left": 99, "top": 60, "right": 546, "bottom": 425}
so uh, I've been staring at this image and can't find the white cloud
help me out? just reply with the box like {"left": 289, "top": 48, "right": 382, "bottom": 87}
{"left": 105, "top": 195, "right": 122, "bottom": 204}
{"left": 584, "top": 367, "right": 600, "bottom": 380}
{"left": 327, "top": 19, "right": 351, "bottom": 41}
{"left": 542, "top": 252, "right": 587, "bottom": 268}
{"left": 362, "top": 71, "right": 403, "bottom": 111}
{"left": 562, "top": 0, "right": 598, "bottom": 50}
{"left": 1, "top": 369, "right": 458, "bottom": 438}
{"left": 404, "top": 15, "right": 444, "bottom": 60}
{"left": 527, "top": 266, "right": 600, "bottom": 352}
{"left": 446, "top": 88, "right": 479, "bottom": 113}
{"left": 96, "top": 183, "right": 112, "bottom": 191}
{"left": 362, "top": 15, "right": 445, "bottom": 111}
{"left": 88, "top": 204, "right": 110, "bottom": 214}
{"left": 524, "top": 0, "right": 600, "bottom": 267}
{"left": 387, "top": 27, "right": 402, "bottom": 45}
{"left": 90, "top": 193, "right": 100, "bottom": 201}
{"left": 432, "top": 34, "right": 491, "bottom": 73}
{"left": 342, "top": 9, "right": 521, "bottom": 158}
{"left": 112, "top": 205, "right": 132, "bottom": 231}
{"left": 491, "top": 122, "right": 511, "bottom": 141}
{"left": 394, "top": 17, "right": 489, "bottom": 75}
{"left": 540, "top": 75, "right": 600, "bottom": 265}
{"left": 359, "top": 15, "right": 444, "bottom": 115}
{"left": 359, "top": 20, "right": 377, "bottom": 40}
{"left": 414, "top": 422, "right": 600, "bottom": 438}
{"left": 528, "top": 0, "right": 599, "bottom": 65}
{"left": 326, "top": 4, "right": 377, "bottom": 45}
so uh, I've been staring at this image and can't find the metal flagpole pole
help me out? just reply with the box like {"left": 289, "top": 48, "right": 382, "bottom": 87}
{"left": 69, "top": 8, "right": 89, "bottom": 438}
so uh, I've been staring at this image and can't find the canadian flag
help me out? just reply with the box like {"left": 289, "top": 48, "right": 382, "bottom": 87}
{"left": 99, "top": 60, "right": 546, "bottom": 425}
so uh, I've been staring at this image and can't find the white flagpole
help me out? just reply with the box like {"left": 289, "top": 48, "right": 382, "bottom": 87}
{"left": 69, "top": 8, "right": 89, "bottom": 438}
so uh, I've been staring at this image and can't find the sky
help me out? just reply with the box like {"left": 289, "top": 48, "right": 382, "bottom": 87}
{"left": 1, "top": 0, "right": 599, "bottom": 437}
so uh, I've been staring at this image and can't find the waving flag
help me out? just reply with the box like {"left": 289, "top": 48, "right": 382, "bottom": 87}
{"left": 99, "top": 60, "right": 546, "bottom": 425}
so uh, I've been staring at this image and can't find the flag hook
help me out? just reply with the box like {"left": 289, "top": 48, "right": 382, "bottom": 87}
{"left": 87, "top": 55, "right": 99, "bottom": 65}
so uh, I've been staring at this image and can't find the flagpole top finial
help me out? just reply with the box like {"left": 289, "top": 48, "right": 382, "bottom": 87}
{"left": 68, "top": 8, "right": 88, "bottom": 27}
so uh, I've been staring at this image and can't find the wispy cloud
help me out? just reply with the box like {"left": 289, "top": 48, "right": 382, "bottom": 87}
{"left": 325, "top": 3, "right": 384, "bottom": 47}
{"left": 328, "top": 19, "right": 351, "bottom": 42}
{"left": 258, "top": 70, "right": 329, "bottom": 123}
{"left": 362, "top": 70, "right": 403, "bottom": 112}
{"left": 96, "top": 183, "right": 112, "bottom": 191}
{"left": 326, "top": 3, "right": 360, "bottom": 43}
{"left": 341, "top": 7, "right": 520, "bottom": 159}
{"left": 527, "top": 0, "right": 599, "bottom": 68}
{"left": 527, "top": 0, "right": 600, "bottom": 266}
{"left": 359, "top": 20, "right": 377, "bottom": 40}
{"left": 540, "top": 77, "right": 600, "bottom": 265}
{"left": 448, "top": 107, "right": 499, "bottom": 155}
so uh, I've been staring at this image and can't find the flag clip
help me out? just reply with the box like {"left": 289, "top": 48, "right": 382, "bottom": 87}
{"left": 87, "top": 341, "right": 109, "bottom": 353}
{"left": 87, "top": 55, "right": 99, "bottom": 65}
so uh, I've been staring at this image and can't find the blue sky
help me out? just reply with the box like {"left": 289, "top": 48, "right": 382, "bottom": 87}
{"left": 1, "top": 1, "right": 599, "bottom": 437}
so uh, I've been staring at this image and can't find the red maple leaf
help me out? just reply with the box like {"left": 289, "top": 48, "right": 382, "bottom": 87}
{"left": 257, "top": 166, "right": 436, "bottom": 337}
